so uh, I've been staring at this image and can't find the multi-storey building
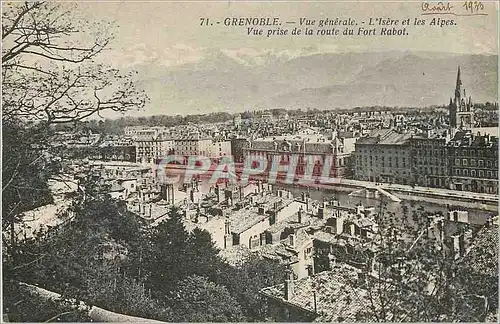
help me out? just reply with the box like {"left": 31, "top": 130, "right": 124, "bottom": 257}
{"left": 447, "top": 131, "right": 498, "bottom": 194}
{"left": 243, "top": 132, "right": 357, "bottom": 181}
{"left": 135, "top": 134, "right": 174, "bottom": 164}
{"left": 409, "top": 129, "right": 450, "bottom": 188}
{"left": 354, "top": 129, "right": 412, "bottom": 184}
{"left": 210, "top": 136, "right": 232, "bottom": 158}
{"left": 172, "top": 134, "right": 212, "bottom": 157}
{"left": 172, "top": 135, "right": 232, "bottom": 158}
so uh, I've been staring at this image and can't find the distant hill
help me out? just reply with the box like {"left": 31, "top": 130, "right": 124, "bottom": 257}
{"left": 133, "top": 51, "right": 498, "bottom": 115}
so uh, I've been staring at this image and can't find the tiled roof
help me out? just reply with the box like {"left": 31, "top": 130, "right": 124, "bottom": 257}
{"left": 265, "top": 211, "right": 324, "bottom": 234}
{"left": 356, "top": 129, "right": 411, "bottom": 146}
{"left": 260, "top": 264, "right": 372, "bottom": 322}
{"left": 313, "top": 230, "right": 338, "bottom": 244}
{"left": 258, "top": 242, "right": 295, "bottom": 259}
{"left": 229, "top": 208, "right": 268, "bottom": 234}
{"left": 448, "top": 131, "right": 498, "bottom": 148}
{"left": 283, "top": 228, "right": 312, "bottom": 251}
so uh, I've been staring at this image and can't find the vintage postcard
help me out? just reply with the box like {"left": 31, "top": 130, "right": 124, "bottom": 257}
{"left": 2, "top": 0, "right": 498, "bottom": 322}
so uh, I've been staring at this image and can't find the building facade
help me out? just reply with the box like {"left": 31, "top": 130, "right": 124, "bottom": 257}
{"left": 135, "top": 134, "right": 174, "bottom": 164}
{"left": 409, "top": 130, "right": 450, "bottom": 188}
{"left": 243, "top": 133, "right": 356, "bottom": 182}
{"left": 447, "top": 131, "right": 498, "bottom": 194}
{"left": 354, "top": 129, "right": 412, "bottom": 184}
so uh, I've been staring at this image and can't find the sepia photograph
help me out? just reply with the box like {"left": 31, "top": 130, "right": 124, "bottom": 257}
{"left": 2, "top": 0, "right": 499, "bottom": 322}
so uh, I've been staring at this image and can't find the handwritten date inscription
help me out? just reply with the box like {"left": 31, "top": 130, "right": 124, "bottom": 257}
{"left": 421, "top": 1, "right": 485, "bottom": 15}
{"left": 463, "top": 1, "right": 484, "bottom": 13}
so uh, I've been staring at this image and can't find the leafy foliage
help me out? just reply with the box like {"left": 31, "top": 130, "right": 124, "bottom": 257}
{"left": 3, "top": 281, "right": 91, "bottom": 322}
{"left": 169, "top": 275, "right": 245, "bottom": 322}
{"left": 2, "top": 1, "right": 147, "bottom": 271}
{"left": 217, "top": 255, "right": 287, "bottom": 321}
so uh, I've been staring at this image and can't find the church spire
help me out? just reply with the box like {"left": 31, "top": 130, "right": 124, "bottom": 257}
{"left": 455, "top": 66, "right": 463, "bottom": 104}
{"left": 456, "top": 66, "right": 462, "bottom": 88}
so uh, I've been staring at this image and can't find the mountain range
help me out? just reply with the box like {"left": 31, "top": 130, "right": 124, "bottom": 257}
{"left": 132, "top": 51, "right": 498, "bottom": 116}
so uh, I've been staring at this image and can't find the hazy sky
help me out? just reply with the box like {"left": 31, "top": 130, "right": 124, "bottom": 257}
{"left": 70, "top": 1, "right": 499, "bottom": 117}
{"left": 79, "top": 1, "right": 499, "bottom": 69}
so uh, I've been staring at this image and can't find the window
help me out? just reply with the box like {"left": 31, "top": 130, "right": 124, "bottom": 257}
{"left": 471, "top": 159, "right": 476, "bottom": 166}
{"left": 471, "top": 170, "right": 476, "bottom": 177}
{"left": 479, "top": 170, "right": 484, "bottom": 177}
{"left": 455, "top": 159, "right": 460, "bottom": 166}
{"left": 462, "top": 159, "right": 468, "bottom": 166}
{"left": 463, "top": 169, "right": 469, "bottom": 177}
{"left": 479, "top": 160, "right": 484, "bottom": 167}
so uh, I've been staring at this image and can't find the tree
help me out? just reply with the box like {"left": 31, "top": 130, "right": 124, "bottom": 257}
{"left": 3, "top": 176, "right": 172, "bottom": 321}
{"left": 185, "top": 228, "right": 223, "bottom": 282}
{"left": 2, "top": 1, "right": 147, "bottom": 124}
{"left": 349, "top": 201, "right": 497, "bottom": 322}
{"left": 145, "top": 207, "right": 191, "bottom": 295}
{"left": 2, "top": 121, "right": 56, "bottom": 265}
{"left": 452, "top": 224, "right": 498, "bottom": 322}
{"left": 170, "top": 275, "right": 245, "bottom": 322}
{"left": 3, "top": 281, "right": 91, "bottom": 322}
{"left": 2, "top": 1, "right": 147, "bottom": 265}
{"left": 217, "top": 255, "right": 287, "bottom": 321}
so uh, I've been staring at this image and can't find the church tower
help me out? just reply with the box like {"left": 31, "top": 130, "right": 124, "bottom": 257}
{"left": 449, "top": 66, "right": 474, "bottom": 130}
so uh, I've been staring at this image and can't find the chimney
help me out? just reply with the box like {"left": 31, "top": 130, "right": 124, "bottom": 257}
{"left": 317, "top": 207, "right": 324, "bottom": 219}
{"left": 298, "top": 207, "right": 303, "bottom": 223}
{"left": 486, "top": 216, "right": 493, "bottom": 227}
{"left": 284, "top": 268, "right": 294, "bottom": 300}
{"left": 215, "top": 184, "right": 223, "bottom": 202}
{"left": 289, "top": 234, "right": 296, "bottom": 247}
{"left": 336, "top": 217, "right": 344, "bottom": 235}
{"left": 258, "top": 207, "right": 266, "bottom": 215}
{"left": 306, "top": 197, "right": 312, "bottom": 212}
{"left": 301, "top": 192, "right": 306, "bottom": 202}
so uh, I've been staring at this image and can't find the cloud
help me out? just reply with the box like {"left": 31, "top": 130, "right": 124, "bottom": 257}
{"left": 101, "top": 43, "right": 159, "bottom": 69}
{"left": 158, "top": 43, "right": 205, "bottom": 67}
{"left": 220, "top": 47, "right": 324, "bottom": 66}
